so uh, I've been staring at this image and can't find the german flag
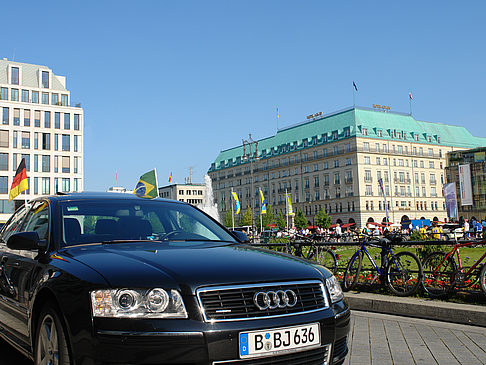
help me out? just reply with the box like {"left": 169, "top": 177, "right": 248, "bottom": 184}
{"left": 9, "top": 158, "right": 28, "bottom": 202}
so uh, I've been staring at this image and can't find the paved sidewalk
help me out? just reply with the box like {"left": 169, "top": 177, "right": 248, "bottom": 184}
{"left": 346, "top": 311, "right": 486, "bottom": 365}
{"left": 345, "top": 291, "right": 486, "bottom": 327}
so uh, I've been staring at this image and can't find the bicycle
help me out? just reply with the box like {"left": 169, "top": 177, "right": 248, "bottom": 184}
{"left": 422, "top": 238, "right": 486, "bottom": 297}
{"left": 283, "top": 233, "right": 338, "bottom": 274}
{"left": 342, "top": 233, "right": 423, "bottom": 296}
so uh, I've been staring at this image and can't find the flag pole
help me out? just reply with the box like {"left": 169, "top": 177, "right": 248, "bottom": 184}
{"left": 285, "top": 189, "right": 289, "bottom": 234}
{"left": 276, "top": 106, "right": 279, "bottom": 131}
{"left": 353, "top": 87, "right": 355, "bottom": 107}
{"left": 231, "top": 188, "right": 235, "bottom": 231}
{"left": 154, "top": 168, "right": 160, "bottom": 197}
{"left": 409, "top": 91, "right": 412, "bottom": 116}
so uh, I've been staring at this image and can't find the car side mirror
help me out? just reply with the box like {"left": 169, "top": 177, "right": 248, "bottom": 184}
{"left": 7, "top": 232, "right": 46, "bottom": 250}
{"left": 232, "top": 230, "right": 250, "bottom": 243}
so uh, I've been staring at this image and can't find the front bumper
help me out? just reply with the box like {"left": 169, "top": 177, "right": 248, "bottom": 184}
{"left": 77, "top": 302, "right": 350, "bottom": 364}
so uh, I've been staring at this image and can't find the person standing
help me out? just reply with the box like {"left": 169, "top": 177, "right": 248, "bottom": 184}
{"left": 464, "top": 219, "right": 470, "bottom": 238}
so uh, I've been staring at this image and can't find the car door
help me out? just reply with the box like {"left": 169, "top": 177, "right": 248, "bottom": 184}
{"left": 0, "top": 200, "right": 50, "bottom": 343}
{"left": 0, "top": 204, "right": 29, "bottom": 342}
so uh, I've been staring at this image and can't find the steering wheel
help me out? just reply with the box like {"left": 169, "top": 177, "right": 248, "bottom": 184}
{"left": 159, "top": 230, "right": 185, "bottom": 241}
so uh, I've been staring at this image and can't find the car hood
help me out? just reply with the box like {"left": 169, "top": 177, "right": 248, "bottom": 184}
{"left": 59, "top": 242, "right": 324, "bottom": 294}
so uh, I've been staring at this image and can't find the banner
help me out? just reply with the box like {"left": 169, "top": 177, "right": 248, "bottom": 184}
{"left": 458, "top": 164, "right": 473, "bottom": 206}
{"left": 285, "top": 193, "right": 293, "bottom": 215}
{"left": 231, "top": 192, "right": 241, "bottom": 214}
{"left": 443, "top": 183, "right": 458, "bottom": 220}
{"left": 377, "top": 178, "right": 389, "bottom": 223}
{"left": 259, "top": 189, "right": 266, "bottom": 214}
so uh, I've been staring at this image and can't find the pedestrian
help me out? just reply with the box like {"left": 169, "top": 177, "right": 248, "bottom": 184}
{"left": 464, "top": 219, "right": 470, "bottom": 238}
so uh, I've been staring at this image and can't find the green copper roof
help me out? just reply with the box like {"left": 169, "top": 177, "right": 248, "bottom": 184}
{"left": 209, "top": 107, "right": 486, "bottom": 171}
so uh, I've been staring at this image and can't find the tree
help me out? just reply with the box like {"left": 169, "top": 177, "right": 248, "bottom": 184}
{"left": 276, "top": 212, "right": 287, "bottom": 229}
{"left": 315, "top": 208, "right": 331, "bottom": 229}
{"left": 240, "top": 207, "right": 253, "bottom": 227}
{"left": 294, "top": 208, "right": 308, "bottom": 230}
{"left": 223, "top": 210, "right": 233, "bottom": 228}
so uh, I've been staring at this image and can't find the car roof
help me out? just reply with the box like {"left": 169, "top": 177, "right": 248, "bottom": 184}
{"left": 32, "top": 192, "right": 184, "bottom": 205}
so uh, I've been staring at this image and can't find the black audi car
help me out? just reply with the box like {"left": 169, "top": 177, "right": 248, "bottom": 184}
{"left": 0, "top": 193, "right": 349, "bottom": 364}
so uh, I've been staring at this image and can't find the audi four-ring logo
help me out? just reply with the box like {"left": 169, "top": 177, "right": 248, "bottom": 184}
{"left": 253, "top": 290, "right": 298, "bottom": 310}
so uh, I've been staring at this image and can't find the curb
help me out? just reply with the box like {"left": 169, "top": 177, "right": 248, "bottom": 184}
{"left": 344, "top": 291, "right": 486, "bottom": 327}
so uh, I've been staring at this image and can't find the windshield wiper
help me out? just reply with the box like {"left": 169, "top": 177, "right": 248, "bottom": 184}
{"left": 101, "top": 239, "right": 164, "bottom": 244}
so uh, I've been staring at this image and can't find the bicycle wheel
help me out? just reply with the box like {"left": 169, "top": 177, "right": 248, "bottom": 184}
{"left": 421, "top": 251, "right": 456, "bottom": 297}
{"left": 316, "top": 247, "right": 338, "bottom": 274}
{"left": 479, "top": 263, "right": 486, "bottom": 294}
{"left": 386, "top": 251, "right": 423, "bottom": 296}
{"left": 343, "top": 251, "right": 362, "bottom": 291}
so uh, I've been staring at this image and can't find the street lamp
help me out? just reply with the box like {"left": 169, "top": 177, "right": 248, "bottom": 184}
{"left": 242, "top": 134, "right": 259, "bottom": 236}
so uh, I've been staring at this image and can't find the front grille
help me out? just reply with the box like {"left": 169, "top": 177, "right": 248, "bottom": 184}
{"left": 197, "top": 280, "right": 328, "bottom": 322}
{"left": 333, "top": 336, "right": 347, "bottom": 360}
{"left": 213, "top": 345, "right": 331, "bottom": 365}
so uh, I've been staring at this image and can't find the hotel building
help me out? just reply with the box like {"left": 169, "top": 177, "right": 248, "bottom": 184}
{"left": 209, "top": 107, "right": 486, "bottom": 227}
{"left": 0, "top": 59, "right": 84, "bottom": 222}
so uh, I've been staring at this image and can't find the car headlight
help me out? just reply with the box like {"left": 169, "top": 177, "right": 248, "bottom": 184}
{"left": 90, "top": 288, "right": 187, "bottom": 318}
{"left": 326, "top": 276, "right": 343, "bottom": 303}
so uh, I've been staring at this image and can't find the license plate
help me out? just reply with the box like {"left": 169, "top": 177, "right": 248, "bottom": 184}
{"left": 239, "top": 323, "right": 320, "bottom": 359}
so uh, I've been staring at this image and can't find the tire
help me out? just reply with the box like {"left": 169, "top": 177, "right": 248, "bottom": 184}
{"left": 316, "top": 247, "right": 338, "bottom": 274}
{"left": 35, "top": 304, "right": 71, "bottom": 365}
{"left": 343, "top": 251, "right": 362, "bottom": 291}
{"left": 479, "top": 263, "right": 486, "bottom": 294}
{"left": 386, "top": 251, "right": 423, "bottom": 296}
{"left": 421, "top": 251, "right": 457, "bottom": 298}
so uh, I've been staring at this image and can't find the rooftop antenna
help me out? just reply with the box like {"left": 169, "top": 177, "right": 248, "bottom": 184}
{"left": 188, "top": 166, "right": 195, "bottom": 184}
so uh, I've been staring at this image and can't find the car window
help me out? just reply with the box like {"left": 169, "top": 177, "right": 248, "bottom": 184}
{"left": 1, "top": 206, "right": 27, "bottom": 243}
{"left": 58, "top": 199, "right": 236, "bottom": 247}
{"left": 21, "top": 201, "right": 50, "bottom": 240}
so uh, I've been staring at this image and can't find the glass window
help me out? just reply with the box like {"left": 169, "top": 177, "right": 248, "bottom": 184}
{"left": 54, "top": 156, "right": 58, "bottom": 173}
{"left": 22, "top": 89, "right": 29, "bottom": 102}
{"left": 21, "top": 132, "right": 30, "bottom": 149}
{"left": 11, "top": 88, "right": 19, "bottom": 101}
{"left": 62, "top": 156, "right": 70, "bottom": 173}
{"left": 34, "top": 154, "right": 38, "bottom": 172}
{"left": 32, "top": 91, "right": 39, "bottom": 104}
{"left": 0, "top": 176, "right": 8, "bottom": 194}
{"left": 21, "top": 154, "right": 30, "bottom": 171}
{"left": 34, "top": 110, "right": 41, "bottom": 127}
{"left": 74, "top": 135, "right": 78, "bottom": 152}
{"left": 12, "top": 153, "right": 17, "bottom": 169}
{"left": 54, "top": 134, "right": 59, "bottom": 151}
{"left": 11, "top": 67, "right": 19, "bottom": 85}
{"left": 0, "top": 153, "right": 8, "bottom": 171}
{"left": 34, "top": 132, "right": 39, "bottom": 149}
{"left": 61, "top": 94, "right": 68, "bottom": 106}
{"left": 24, "top": 109, "right": 31, "bottom": 126}
{"left": 42, "top": 92, "right": 49, "bottom": 105}
{"left": 13, "top": 108, "right": 20, "bottom": 125}
{"left": 0, "top": 130, "right": 8, "bottom": 148}
{"left": 51, "top": 93, "right": 59, "bottom": 105}
{"left": 62, "top": 134, "right": 70, "bottom": 151}
{"left": 13, "top": 131, "right": 18, "bottom": 148}
{"left": 42, "top": 177, "right": 50, "bottom": 195}
{"left": 2, "top": 107, "right": 9, "bottom": 125}
{"left": 42, "top": 133, "right": 50, "bottom": 150}
{"left": 0, "top": 88, "right": 8, "bottom": 101}
{"left": 42, "top": 71, "right": 49, "bottom": 88}
{"left": 42, "top": 155, "right": 50, "bottom": 172}
{"left": 54, "top": 112, "right": 60, "bottom": 129}
{"left": 74, "top": 114, "right": 80, "bottom": 130}
{"left": 44, "top": 111, "right": 51, "bottom": 128}
{"left": 62, "top": 178, "right": 70, "bottom": 192}
{"left": 74, "top": 156, "right": 78, "bottom": 173}
{"left": 64, "top": 113, "right": 70, "bottom": 129}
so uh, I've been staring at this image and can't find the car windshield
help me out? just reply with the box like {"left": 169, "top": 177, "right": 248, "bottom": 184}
{"left": 59, "top": 199, "right": 237, "bottom": 247}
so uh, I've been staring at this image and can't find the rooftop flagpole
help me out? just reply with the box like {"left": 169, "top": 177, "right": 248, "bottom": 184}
{"left": 276, "top": 106, "right": 279, "bottom": 131}
{"left": 353, "top": 81, "right": 358, "bottom": 107}
{"left": 409, "top": 91, "right": 413, "bottom": 116}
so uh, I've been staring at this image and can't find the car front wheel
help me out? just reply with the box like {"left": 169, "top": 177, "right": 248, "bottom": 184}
{"left": 35, "top": 304, "right": 71, "bottom": 365}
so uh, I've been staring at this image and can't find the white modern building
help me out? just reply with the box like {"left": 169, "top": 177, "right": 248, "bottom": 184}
{"left": 159, "top": 183, "right": 206, "bottom": 205}
{"left": 0, "top": 58, "right": 84, "bottom": 222}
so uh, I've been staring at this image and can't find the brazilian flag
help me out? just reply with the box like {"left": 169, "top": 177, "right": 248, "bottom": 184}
{"left": 133, "top": 169, "right": 158, "bottom": 199}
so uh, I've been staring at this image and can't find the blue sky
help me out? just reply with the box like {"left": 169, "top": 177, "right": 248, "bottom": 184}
{"left": 3, "top": 1, "right": 485, "bottom": 190}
